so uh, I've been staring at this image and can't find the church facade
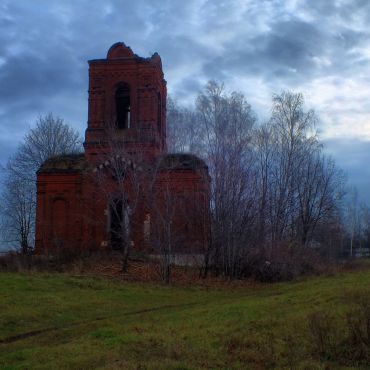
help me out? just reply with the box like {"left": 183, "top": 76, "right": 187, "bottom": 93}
{"left": 35, "top": 42, "right": 210, "bottom": 257}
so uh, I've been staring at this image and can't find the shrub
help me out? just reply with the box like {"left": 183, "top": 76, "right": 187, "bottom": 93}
{"left": 239, "top": 244, "right": 324, "bottom": 282}
{"left": 342, "top": 291, "right": 370, "bottom": 364}
{"left": 0, "top": 248, "right": 90, "bottom": 273}
{"left": 305, "top": 291, "right": 370, "bottom": 366}
{"left": 307, "top": 310, "right": 339, "bottom": 359}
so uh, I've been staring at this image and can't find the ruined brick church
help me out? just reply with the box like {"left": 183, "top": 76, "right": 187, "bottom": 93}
{"left": 35, "top": 42, "right": 210, "bottom": 257}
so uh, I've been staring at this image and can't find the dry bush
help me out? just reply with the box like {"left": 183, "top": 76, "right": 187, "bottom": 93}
{"left": 307, "top": 310, "right": 339, "bottom": 359}
{"left": 341, "top": 290, "right": 370, "bottom": 364}
{"left": 0, "top": 248, "right": 90, "bottom": 273}
{"left": 305, "top": 291, "right": 370, "bottom": 366}
{"left": 239, "top": 244, "right": 326, "bottom": 282}
{"left": 0, "top": 251, "right": 37, "bottom": 272}
{"left": 224, "top": 329, "right": 277, "bottom": 369}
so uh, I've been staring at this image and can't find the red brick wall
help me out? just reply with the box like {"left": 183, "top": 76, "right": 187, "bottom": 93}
{"left": 35, "top": 172, "right": 84, "bottom": 253}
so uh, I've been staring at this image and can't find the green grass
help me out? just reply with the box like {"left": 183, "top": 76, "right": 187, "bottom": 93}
{"left": 1, "top": 269, "right": 370, "bottom": 369}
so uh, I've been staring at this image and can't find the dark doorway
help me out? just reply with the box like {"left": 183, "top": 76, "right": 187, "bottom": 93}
{"left": 110, "top": 199, "right": 130, "bottom": 250}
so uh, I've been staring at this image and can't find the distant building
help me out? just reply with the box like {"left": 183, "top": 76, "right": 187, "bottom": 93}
{"left": 35, "top": 42, "right": 210, "bottom": 257}
{"left": 354, "top": 247, "right": 370, "bottom": 258}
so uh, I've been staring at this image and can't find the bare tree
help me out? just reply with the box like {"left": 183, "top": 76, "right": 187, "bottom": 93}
{"left": 359, "top": 203, "right": 370, "bottom": 255}
{"left": 195, "top": 81, "right": 257, "bottom": 277}
{"left": 253, "top": 123, "right": 273, "bottom": 246}
{"left": 1, "top": 176, "right": 34, "bottom": 254}
{"left": 266, "top": 91, "right": 319, "bottom": 244}
{"left": 168, "top": 85, "right": 347, "bottom": 277}
{"left": 8, "top": 113, "right": 81, "bottom": 184}
{"left": 1, "top": 113, "right": 82, "bottom": 252}
{"left": 167, "top": 96, "right": 203, "bottom": 154}
{"left": 295, "top": 151, "right": 345, "bottom": 246}
{"left": 149, "top": 170, "right": 178, "bottom": 284}
{"left": 88, "top": 122, "right": 147, "bottom": 272}
{"left": 148, "top": 155, "right": 209, "bottom": 284}
{"left": 251, "top": 91, "right": 346, "bottom": 250}
{"left": 337, "top": 187, "right": 370, "bottom": 258}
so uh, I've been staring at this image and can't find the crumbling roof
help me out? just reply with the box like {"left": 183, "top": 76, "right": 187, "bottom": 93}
{"left": 158, "top": 153, "right": 208, "bottom": 170}
{"left": 89, "top": 42, "right": 162, "bottom": 68}
{"left": 37, "top": 153, "right": 87, "bottom": 174}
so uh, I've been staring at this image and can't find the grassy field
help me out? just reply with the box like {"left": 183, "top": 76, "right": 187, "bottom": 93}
{"left": 1, "top": 269, "right": 370, "bottom": 369}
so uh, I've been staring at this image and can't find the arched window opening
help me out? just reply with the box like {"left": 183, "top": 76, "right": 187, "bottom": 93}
{"left": 115, "top": 84, "right": 130, "bottom": 129}
{"left": 52, "top": 198, "right": 68, "bottom": 248}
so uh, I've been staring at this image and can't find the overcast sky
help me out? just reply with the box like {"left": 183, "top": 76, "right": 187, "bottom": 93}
{"left": 1, "top": 0, "right": 370, "bottom": 202}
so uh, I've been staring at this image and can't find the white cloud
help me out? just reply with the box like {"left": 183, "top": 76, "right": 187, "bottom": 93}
{"left": 303, "top": 76, "right": 370, "bottom": 139}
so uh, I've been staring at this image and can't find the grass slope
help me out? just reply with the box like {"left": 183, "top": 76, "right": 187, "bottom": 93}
{"left": 1, "top": 270, "right": 370, "bottom": 369}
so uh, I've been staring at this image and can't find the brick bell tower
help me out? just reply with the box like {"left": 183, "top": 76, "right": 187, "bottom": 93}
{"left": 84, "top": 42, "right": 167, "bottom": 163}
{"left": 36, "top": 42, "right": 210, "bottom": 257}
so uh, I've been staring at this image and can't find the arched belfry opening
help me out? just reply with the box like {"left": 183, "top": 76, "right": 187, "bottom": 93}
{"left": 115, "top": 84, "right": 130, "bottom": 129}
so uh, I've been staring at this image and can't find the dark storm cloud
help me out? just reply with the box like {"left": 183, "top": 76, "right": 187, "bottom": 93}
{"left": 203, "top": 19, "right": 326, "bottom": 83}
{"left": 200, "top": 14, "right": 370, "bottom": 91}
{"left": 0, "top": 0, "right": 370, "bottom": 202}
{"left": 0, "top": 51, "right": 82, "bottom": 104}
{"left": 171, "top": 76, "right": 205, "bottom": 103}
